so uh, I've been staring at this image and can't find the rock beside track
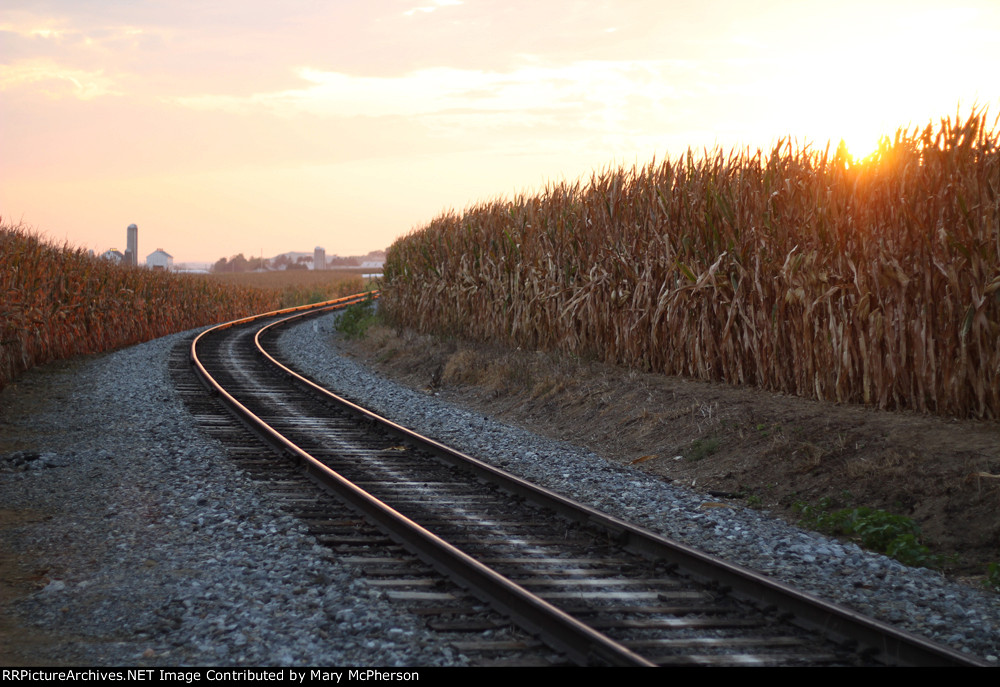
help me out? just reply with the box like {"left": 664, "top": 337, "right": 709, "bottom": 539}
{"left": 0, "top": 328, "right": 463, "bottom": 667}
{"left": 276, "top": 313, "right": 1000, "bottom": 664}
{"left": 1, "top": 313, "right": 997, "bottom": 666}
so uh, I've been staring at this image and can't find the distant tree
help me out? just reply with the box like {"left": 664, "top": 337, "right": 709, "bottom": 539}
{"left": 272, "top": 254, "right": 291, "bottom": 270}
{"left": 286, "top": 261, "right": 308, "bottom": 271}
{"left": 212, "top": 256, "right": 228, "bottom": 273}
{"left": 228, "top": 253, "right": 249, "bottom": 272}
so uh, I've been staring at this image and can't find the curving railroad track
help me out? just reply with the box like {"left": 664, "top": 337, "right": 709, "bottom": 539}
{"left": 183, "top": 294, "right": 987, "bottom": 667}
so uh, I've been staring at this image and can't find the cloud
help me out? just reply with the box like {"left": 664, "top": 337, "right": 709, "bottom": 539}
{"left": 0, "top": 58, "right": 122, "bottom": 99}
{"left": 402, "top": 0, "right": 463, "bottom": 17}
{"left": 0, "top": 22, "right": 70, "bottom": 39}
{"left": 168, "top": 59, "right": 691, "bottom": 127}
{"left": 0, "top": 11, "right": 152, "bottom": 50}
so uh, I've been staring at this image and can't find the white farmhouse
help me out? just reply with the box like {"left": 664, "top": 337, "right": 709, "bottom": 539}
{"left": 146, "top": 248, "right": 174, "bottom": 271}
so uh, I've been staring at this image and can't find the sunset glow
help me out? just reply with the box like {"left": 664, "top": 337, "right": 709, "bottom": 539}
{"left": 1, "top": 0, "right": 997, "bottom": 264}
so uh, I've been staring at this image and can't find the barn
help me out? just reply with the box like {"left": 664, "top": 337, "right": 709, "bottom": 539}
{"left": 146, "top": 249, "right": 174, "bottom": 271}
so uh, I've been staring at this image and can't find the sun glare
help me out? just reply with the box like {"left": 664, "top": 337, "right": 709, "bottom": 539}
{"left": 838, "top": 131, "right": 886, "bottom": 163}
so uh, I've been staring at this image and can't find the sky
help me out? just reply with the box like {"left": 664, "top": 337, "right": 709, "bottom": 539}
{"left": 2, "top": 0, "right": 998, "bottom": 264}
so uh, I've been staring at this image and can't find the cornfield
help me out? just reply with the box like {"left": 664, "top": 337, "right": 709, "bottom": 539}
{"left": 1, "top": 223, "right": 281, "bottom": 390}
{"left": 383, "top": 111, "right": 1000, "bottom": 419}
{"left": 205, "top": 269, "right": 369, "bottom": 308}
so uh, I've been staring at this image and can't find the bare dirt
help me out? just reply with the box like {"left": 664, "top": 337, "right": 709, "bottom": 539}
{"left": 0, "top": 356, "right": 97, "bottom": 666}
{"left": 342, "top": 323, "right": 1000, "bottom": 585}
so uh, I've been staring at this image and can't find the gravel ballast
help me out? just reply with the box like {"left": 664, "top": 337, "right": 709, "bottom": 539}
{"left": 275, "top": 313, "right": 1000, "bottom": 663}
{"left": 1, "top": 313, "right": 997, "bottom": 665}
{"left": 0, "top": 327, "right": 462, "bottom": 667}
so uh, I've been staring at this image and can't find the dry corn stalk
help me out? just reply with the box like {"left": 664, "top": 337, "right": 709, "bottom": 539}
{"left": 1, "top": 224, "right": 282, "bottom": 390}
{"left": 382, "top": 111, "right": 1000, "bottom": 420}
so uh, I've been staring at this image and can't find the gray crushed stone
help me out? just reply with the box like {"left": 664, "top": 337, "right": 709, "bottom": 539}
{"left": 1, "top": 312, "right": 997, "bottom": 666}
{"left": 276, "top": 313, "right": 1000, "bottom": 664}
{"left": 0, "top": 327, "right": 464, "bottom": 667}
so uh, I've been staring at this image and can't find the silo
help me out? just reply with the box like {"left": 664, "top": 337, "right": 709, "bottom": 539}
{"left": 125, "top": 224, "right": 138, "bottom": 266}
{"left": 314, "top": 246, "right": 326, "bottom": 270}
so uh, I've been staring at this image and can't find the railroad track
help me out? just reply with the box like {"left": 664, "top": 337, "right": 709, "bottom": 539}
{"left": 180, "top": 294, "right": 987, "bottom": 667}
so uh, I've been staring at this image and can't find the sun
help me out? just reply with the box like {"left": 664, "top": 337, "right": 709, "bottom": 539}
{"left": 837, "top": 131, "right": 886, "bottom": 163}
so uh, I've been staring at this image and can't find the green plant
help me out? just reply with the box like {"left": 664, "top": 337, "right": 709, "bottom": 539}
{"left": 986, "top": 563, "right": 1000, "bottom": 592}
{"left": 795, "top": 499, "right": 942, "bottom": 568}
{"left": 685, "top": 437, "right": 720, "bottom": 461}
{"left": 792, "top": 496, "right": 834, "bottom": 518}
{"left": 883, "top": 533, "right": 939, "bottom": 568}
{"left": 335, "top": 296, "right": 379, "bottom": 340}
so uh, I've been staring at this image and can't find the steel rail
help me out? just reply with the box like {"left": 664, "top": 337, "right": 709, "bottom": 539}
{"left": 190, "top": 294, "right": 655, "bottom": 667}
{"left": 252, "top": 301, "right": 989, "bottom": 668}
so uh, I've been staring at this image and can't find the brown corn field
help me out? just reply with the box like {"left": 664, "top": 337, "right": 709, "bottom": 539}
{"left": 0, "top": 224, "right": 281, "bottom": 391}
{"left": 383, "top": 111, "right": 1000, "bottom": 419}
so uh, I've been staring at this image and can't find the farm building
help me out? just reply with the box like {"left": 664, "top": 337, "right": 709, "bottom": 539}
{"left": 146, "top": 249, "right": 174, "bottom": 271}
{"left": 125, "top": 224, "right": 138, "bottom": 266}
